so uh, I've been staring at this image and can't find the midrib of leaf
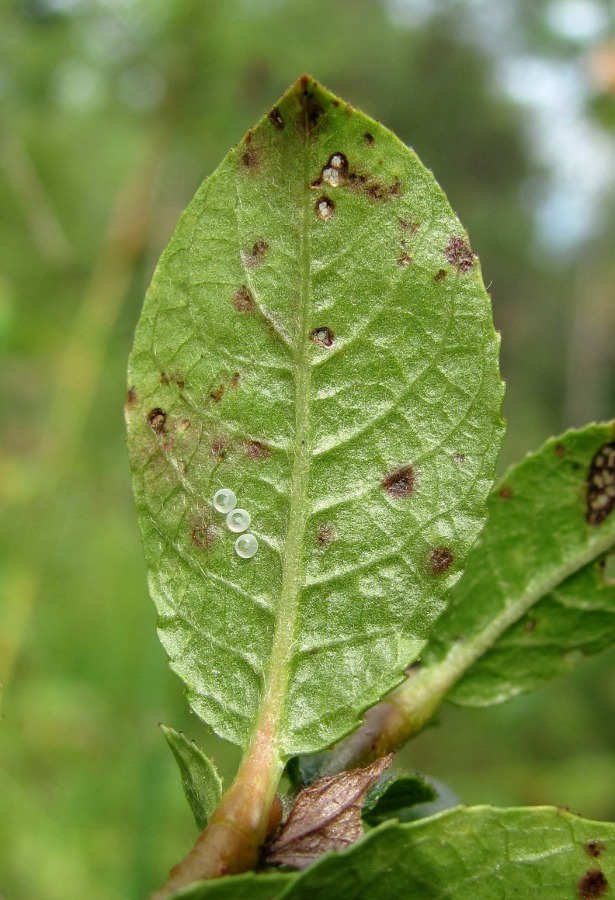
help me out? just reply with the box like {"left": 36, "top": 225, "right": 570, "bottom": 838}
{"left": 256, "top": 100, "right": 313, "bottom": 759}
{"left": 394, "top": 524, "right": 615, "bottom": 727}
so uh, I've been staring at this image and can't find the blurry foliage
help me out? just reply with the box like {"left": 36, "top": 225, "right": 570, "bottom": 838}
{"left": 0, "top": 0, "right": 613, "bottom": 897}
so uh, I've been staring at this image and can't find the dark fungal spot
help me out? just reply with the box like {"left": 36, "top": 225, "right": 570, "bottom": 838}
{"left": 446, "top": 236, "right": 475, "bottom": 272}
{"left": 382, "top": 466, "right": 415, "bottom": 499}
{"left": 364, "top": 132, "right": 375, "bottom": 145}
{"left": 192, "top": 517, "right": 219, "bottom": 551}
{"left": 315, "top": 196, "right": 335, "bottom": 221}
{"left": 453, "top": 452, "right": 465, "bottom": 464}
{"left": 555, "top": 443, "right": 566, "bottom": 458}
{"left": 244, "top": 440, "right": 271, "bottom": 460}
{"left": 210, "top": 385, "right": 224, "bottom": 403}
{"left": 399, "top": 218, "right": 420, "bottom": 234}
{"left": 586, "top": 841, "right": 607, "bottom": 859}
{"left": 316, "top": 523, "right": 335, "bottom": 548}
{"left": 147, "top": 408, "right": 166, "bottom": 434}
{"left": 268, "top": 106, "right": 284, "bottom": 129}
{"left": 233, "top": 286, "right": 255, "bottom": 313}
{"left": 397, "top": 251, "right": 412, "bottom": 267}
{"left": 499, "top": 485, "right": 513, "bottom": 500}
{"left": 586, "top": 442, "right": 615, "bottom": 526}
{"left": 211, "top": 436, "right": 229, "bottom": 460}
{"left": 242, "top": 147, "right": 258, "bottom": 170}
{"left": 230, "top": 372, "right": 240, "bottom": 389}
{"left": 299, "top": 76, "right": 325, "bottom": 133}
{"left": 578, "top": 869, "right": 608, "bottom": 899}
{"left": 435, "top": 268, "right": 447, "bottom": 283}
{"left": 160, "top": 371, "right": 185, "bottom": 389}
{"left": 524, "top": 617, "right": 537, "bottom": 633}
{"left": 242, "top": 239, "right": 269, "bottom": 268}
{"left": 310, "top": 326, "right": 335, "bottom": 348}
{"left": 125, "top": 387, "right": 137, "bottom": 407}
{"left": 430, "top": 547, "right": 454, "bottom": 575}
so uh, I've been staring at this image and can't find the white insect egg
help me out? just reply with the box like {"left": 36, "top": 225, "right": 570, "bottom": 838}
{"left": 235, "top": 533, "right": 258, "bottom": 559}
{"left": 212, "top": 488, "right": 237, "bottom": 514}
{"left": 226, "top": 508, "right": 251, "bottom": 533}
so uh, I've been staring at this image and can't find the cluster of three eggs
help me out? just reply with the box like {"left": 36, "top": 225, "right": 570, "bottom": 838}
{"left": 212, "top": 488, "right": 258, "bottom": 558}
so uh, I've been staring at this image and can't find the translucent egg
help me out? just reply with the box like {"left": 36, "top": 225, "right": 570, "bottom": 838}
{"left": 226, "top": 508, "right": 251, "bottom": 532}
{"left": 212, "top": 488, "right": 237, "bottom": 514}
{"left": 235, "top": 533, "right": 258, "bottom": 559}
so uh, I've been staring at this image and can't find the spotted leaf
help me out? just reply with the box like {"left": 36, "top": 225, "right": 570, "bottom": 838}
{"left": 125, "top": 76, "right": 504, "bottom": 757}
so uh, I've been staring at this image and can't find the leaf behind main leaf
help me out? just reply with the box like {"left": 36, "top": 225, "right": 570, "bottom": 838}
{"left": 423, "top": 422, "right": 615, "bottom": 706}
{"left": 126, "top": 76, "right": 504, "bottom": 757}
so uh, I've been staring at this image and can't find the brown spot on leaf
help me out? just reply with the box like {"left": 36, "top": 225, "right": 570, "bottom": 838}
{"left": 211, "top": 436, "right": 229, "bottom": 460}
{"left": 382, "top": 466, "right": 415, "bottom": 499}
{"left": 364, "top": 132, "right": 375, "bottom": 146}
{"left": 453, "top": 452, "right": 465, "bottom": 464}
{"left": 242, "top": 147, "right": 258, "bottom": 170}
{"left": 499, "top": 485, "right": 513, "bottom": 500}
{"left": 397, "top": 249, "right": 412, "bottom": 267}
{"left": 586, "top": 841, "right": 607, "bottom": 859}
{"left": 160, "top": 371, "right": 185, "bottom": 389}
{"left": 310, "top": 326, "right": 335, "bottom": 348}
{"left": 315, "top": 196, "right": 335, "bottom": 221}
{"left": 435, "top": 268, "right": 447, "bottom": 283}
{"left": 230, "top": 372, "right": 240, "bottom": 389}
{"left": 446, "top": 236, "right": 475, "bottom": 272}
{"left": 147, "top": 408, "right": 166, "bottom": 434}
{"left": 191, "top": 511, "right": 219, "bottom": 551}
{"left": 233, "top": 286, "right": 255, "bottom": 313}
{"left": 268, "top": 106, "right": 284, "bottom": 129}
{"left": 264, "top": 755, "right": 393, "bottom": 870}
{"left": 399, "top": 218, "right": 420, "bottom": 233}
{"left": 125, "top": 387, "right": 137, "bottom": 407}
{"left": 578, "top": 869, "right": 608, "bottom": 898}
{"left": 555, "top": 443, "right": 566, "bottom": 458}
{"left": 430, "top": 546, "right": 454, "bottom": 574}
{"left": 242, "top": 239, "right": 269, "bottom": 268}
{"left": 299, "top": 77, "right": 325, "bottom": 133}
{"left": 388, "top": 179, "right": 402, "bottom": 198}
{"left": 316, "top": 523, "right": 335, "bottom": 548}
{"left": 586, "top": 442, "right": 615, "bottom": 526}
{"left": 244, "top": 440, "right": 271, "bottom": 460}
{"left": 524, "top": 617, "right": 537, "bottom": 633}
{"left": 210, "top": 385, "right": 224, "bottom": 403}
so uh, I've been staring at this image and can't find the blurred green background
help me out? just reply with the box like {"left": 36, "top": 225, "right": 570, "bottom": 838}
{"left": 1, "top": 0, "right": 615, "bottom": 897}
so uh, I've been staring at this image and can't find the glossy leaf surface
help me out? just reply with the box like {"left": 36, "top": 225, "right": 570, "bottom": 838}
{"left": 126, "top": 76, "right": 504, "bottom": 756}
{"left": 170, "top": 806, "right": 614, "bottom": 899}
{"left": 421, "top": 423, "right": 615, "bottom": 706}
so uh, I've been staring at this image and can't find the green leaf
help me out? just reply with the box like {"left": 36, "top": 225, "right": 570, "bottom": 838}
{"left": 362, "top": 774, "right": 437, "bottom": 825}
{"left": 169, "top": 806, "right": 615, "bottom": 899}
{"left": 160, "top": 725, "right": 223, "bottom": 830}
{"left": 420, "top": 423, "right": 615, "bottom": 709}
{"left": 126, "top": 75, "right": 504, "bottom": 757}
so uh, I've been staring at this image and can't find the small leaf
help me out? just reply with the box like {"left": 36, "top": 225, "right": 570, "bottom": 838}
{"left": 160, "top": 724, "right": 222, "bottom": 830}
{"left": 169, "top": 806, "right": 615, "bottom": 899}
{"left": 264, "top": 754, "right": 393, "bottom": 869}
{"left": 420, "top": 423, "right": 615, "bottom": 708}
{"left": 362, "top": 774, "right": 437, "bottom": 826}
{"left": 126, "top": 75, "right": 504, "bottom": 760}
